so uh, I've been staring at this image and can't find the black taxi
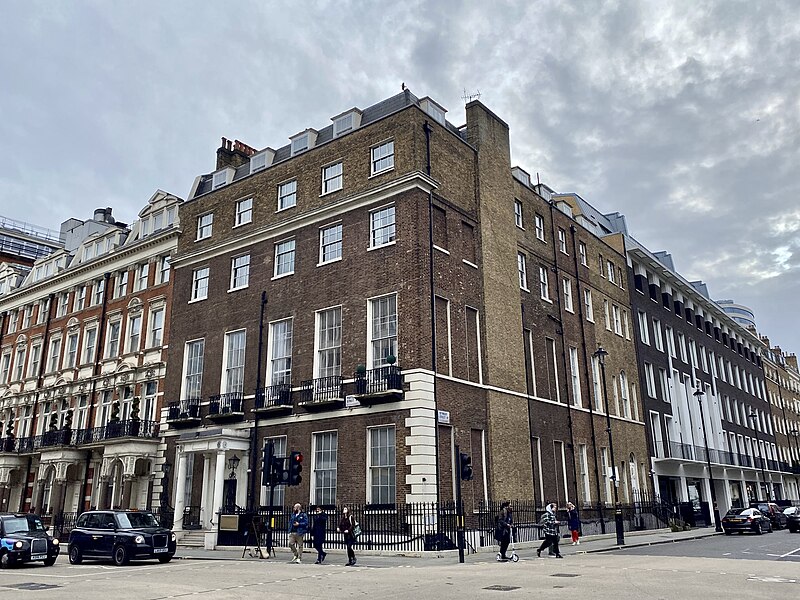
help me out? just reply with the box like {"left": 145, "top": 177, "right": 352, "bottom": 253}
{"left": 0, "top": 513, "right": 60, "bottom": 568}
{"left": 68, "top": 510, "right": 176, "bottom": 566}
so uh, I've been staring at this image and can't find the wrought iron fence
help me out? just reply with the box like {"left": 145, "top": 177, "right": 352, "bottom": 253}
{"left": 255, "top": 383, "right": 293, "bottom": 410}
{"left": 299, "top": 376, "right": 343, "bottom": 404}
{"left": 167, "top": 398, "right": 201, "bottom": 421}
{"left": 208, "top": 393, "right": 244, "bottom": 416}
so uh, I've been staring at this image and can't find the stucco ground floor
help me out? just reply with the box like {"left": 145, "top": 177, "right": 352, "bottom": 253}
{"left": 652, "top": 457, "right": 799, "bottom": 520}
{"left": 0, "top": 438, "right": 162, "bottom": 518}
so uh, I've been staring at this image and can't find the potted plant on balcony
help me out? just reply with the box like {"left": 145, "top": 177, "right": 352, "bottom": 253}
{"left": 385, "top": 355, "right": 402, "bottom": 389}
{"left": 107, "top": 400, "right": 122, "bottom": 438}
{"left": 129, "top": 396, "right": 141, "bottom": 436}
{"left": 355, "top": 364, "right": 368, "bottom": 395}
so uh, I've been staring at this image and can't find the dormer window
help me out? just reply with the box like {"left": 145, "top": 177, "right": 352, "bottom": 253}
{"left": 420, "top": 98, "right": 447, "bottom": 125}
{"left": 291, "top": 135, "right": 308, "bottom": 155}
{"left": 212, "top": 168, "right": 233, "bottom": 190}
{"left": 332, "top": 109, "right": 362, "bottom": 137}
{"left": 249, "top": 149, "right": 275, "bottom": 174}
{"left": 512, "top": 167, "right": 531, "bottom": 187}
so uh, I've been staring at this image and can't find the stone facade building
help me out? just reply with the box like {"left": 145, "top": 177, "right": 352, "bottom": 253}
{"left": 0, "top": 192, "right": 180, "bottom": 516}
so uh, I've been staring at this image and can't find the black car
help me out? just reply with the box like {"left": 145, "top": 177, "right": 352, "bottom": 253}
{"left": 0, "top": 513, "right": 60, "bottom": 568}
{"left": 721, "top": 507, "right": 772, "bottom": 535}
{"left": 784, "top": 506, "right": 800, "bottom": 533}
{"left": 68, "top": 510, "right": 176, "bottom": 566}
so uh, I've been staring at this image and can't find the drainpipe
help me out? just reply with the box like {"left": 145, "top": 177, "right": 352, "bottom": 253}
{"left": 569, "top": 224, "right": 605, "bottom": 531}
{"left": 547, "top": 201, "right": 580, "bottom": 506}
{"left": 423, "top": 120, "right": 442, "bottom": 517}
{"left": 247, "top": 291, "right": 268, "bottom": 511}
{"left": 80, "top": 272, "right": 112, "bottom": 511}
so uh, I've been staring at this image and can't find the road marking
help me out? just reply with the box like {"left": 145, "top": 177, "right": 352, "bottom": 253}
{"left": 779, "top": 546, "right": 800, "bottom": 558}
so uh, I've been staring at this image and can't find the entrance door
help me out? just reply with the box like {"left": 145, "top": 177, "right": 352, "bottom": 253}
{"left": 222, "top": 479, "right": 237, "bottom": 512}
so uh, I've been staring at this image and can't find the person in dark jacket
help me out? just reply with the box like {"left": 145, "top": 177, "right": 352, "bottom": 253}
{"left": 337, "top": 506, "right": 358, "bottom": 566}
{"left": 537, "top": 503, "right": 563, "bottom": 558}
{"left": 494, "top": 501, "right": 513, "bottom": 560}
{"left": 311, "top": 506, "right": 328, "bottom": 564}
{"left": 567, "top": 502, "right": 581, "bottom": 545}
{"left": 287, "top": 503, "right": 309, "bottom": 563}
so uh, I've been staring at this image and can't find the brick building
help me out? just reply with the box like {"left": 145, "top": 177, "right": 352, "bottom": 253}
{"left": 163, "top": 90, "right": 653, "bottom": 546}
{"left": 761, "top": 341, "right": 800, "bottom": 500}
{"left": 0, "top": 192, "right": 180, "bottom": 516}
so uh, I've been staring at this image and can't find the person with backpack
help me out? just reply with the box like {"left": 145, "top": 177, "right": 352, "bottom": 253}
{"left": 287, "top": 503, "right": 309, "bottom": 563}
{"left": 537, "top": 502, "right": 563, "bottom": 558}
{"left": 567, "top": 502, "right": 581, "bottom": 545}
{"left": 337, "top": 506, "right": 359, "bottom": 566}
{"left": 494, "top": 501, "right": 513, "bottom": 561}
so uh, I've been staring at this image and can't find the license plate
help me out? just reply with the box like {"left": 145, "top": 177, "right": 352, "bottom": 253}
{"left": 31, "top": 554, "right": 47, "bottom": 560}
{"left": 154, "top": 548, "right": 169, "bottom": 554}
{"left": 729, "top": 519, "right": 742, "bottom": 523}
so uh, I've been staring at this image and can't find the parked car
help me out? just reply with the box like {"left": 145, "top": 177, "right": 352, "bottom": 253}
{"left": 68, "top": 510, "right": 176, "bottom": 566}
{"left": 721, "top": 507, "right": 772, "bottom": 535}
{"left": 749, "top": 502, "right": 788, "bottom": 530}
{"left": 0, "top": 513, "right": 60, "bottom": 568}
{"left": 785, "top": 506, "right": 800, "bottom": 533}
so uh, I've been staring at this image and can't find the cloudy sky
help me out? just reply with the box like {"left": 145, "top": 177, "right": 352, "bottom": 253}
{"left": 2, "top": 1, "right": 799, "bottom": 355}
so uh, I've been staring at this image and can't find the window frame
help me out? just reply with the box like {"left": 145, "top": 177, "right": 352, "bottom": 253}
{"left": 370, "top": 140, "right": 395, "bottom": 175}
{"left": 273, "top": 239, "right": 296, "bottom": 278}
{"left": 370, "top": 205, "right": 396, "bottom": 249}
{"left": 277, "top": 179, "right": 297, "bottom": 211}
{"left": 319, "top": 223, "right": 343, "bottom": 265}
{"left": 190, "top": 267, "right": 210, "bottom": 302}
{"left": 196, "top": 213, "right": 213, "bottom": 241}
{"left": 322, "top": 161, "right": 343, "bottom": 195}
{"left": 230, "top": 253, "right": 251, "bottom": 291}
{"left": 234, "top": 197, "right": 253, "bottom": 227}
{"left": 367, "top": 425, "right": 396, "bottom": 505}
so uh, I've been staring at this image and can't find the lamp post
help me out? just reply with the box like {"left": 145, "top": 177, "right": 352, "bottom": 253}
{"left": 693, "top": 386, "right": 722, "bottom": 532}
{"left": 228, "top": 454, "right": 241, "bottom": 480}
{"left": 748, "top": 412, "right": 769, "bottom": 500}
{"left": 593, "top": 346, "right": 624, "bottom": 545}
{"left": 790, "top": 428, "right": 800, "bottom": 467}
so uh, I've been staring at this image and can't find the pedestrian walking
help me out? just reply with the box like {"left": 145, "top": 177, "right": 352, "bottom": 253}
{"left": 337, "top": 506, "right": 358, "bottom": 566}
{"left": 567, "top": 502, "right": 581, "bottom": 545}
{"left": 311, "top": 505, "right": 328, "bottom": 564}
{"left": 494, "top": 501, "right": 513, "bottom": 561}
{"left": 288, "top": 503, "right": 309, "bottom": 563}
{"left": 536, "top": 503, "right": 563, "bottom": 558}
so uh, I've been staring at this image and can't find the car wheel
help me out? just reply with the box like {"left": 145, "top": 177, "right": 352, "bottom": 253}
{"left": 43, "top": 556, "right": 57, "bottom": 567}
{"left": 113, "top": 545, "right": 129, "bottom": 566}
{"left": 0, "top": 552, "right": 15, "bottom": 569}
{"left": 724, "top": 529, "right": 732, "bottom": 536}
{"left": 157, "top": 554, "right": 173, "bottom": 564}
{"left": 69, "top": 545, "right": 83, "bottom": 565}
{"left": 756, "top": 523, "right": 763, "bottom": 535}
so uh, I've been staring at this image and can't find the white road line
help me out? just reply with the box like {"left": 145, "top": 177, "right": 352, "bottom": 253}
{"left": 779, "top": 546, "right": 800, "bottom": 558}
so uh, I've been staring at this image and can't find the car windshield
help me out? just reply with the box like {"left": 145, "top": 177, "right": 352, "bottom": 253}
{"left": 115, "top": 512, "right": 159, "bottom": 529}
{"left": 3, "top": 516, "right": 45, "bottom": 534}
{"left": 784, "top": 507, "right": 797, "bottom": 515}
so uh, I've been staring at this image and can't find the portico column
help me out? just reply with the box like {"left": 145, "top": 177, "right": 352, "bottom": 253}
{"left": 200, "top": 454, "right": 212, "bottom": 529}
{"left": 211, "top": 451, "right": 226, "bottom": 528}
{"left": 173, "top": 450, "right": 188, "bottom": 531}
{"left": 99, "top": 477, "right": 111, "bottom": 510}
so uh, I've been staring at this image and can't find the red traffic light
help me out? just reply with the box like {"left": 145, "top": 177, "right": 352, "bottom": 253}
{"left": 293, "top": 452, "right": 303, "bottom": 463}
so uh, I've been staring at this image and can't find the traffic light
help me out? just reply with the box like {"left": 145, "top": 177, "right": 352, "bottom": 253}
{"left": 459, "top": 452, "right": 473, "bottom": 481}
{"left": 272, "top": 457, "right": 288, "bottom": 485}
{"left": 288, "top": 451, "right": 303, "bottom": 486}
{"left": 261, "top": 443, "right": 274, "bottom": 486}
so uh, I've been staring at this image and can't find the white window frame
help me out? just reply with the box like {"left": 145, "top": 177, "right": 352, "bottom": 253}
{"left": 371, "top": 140, "right": 394, "bottom": 175}
{"left": 64, "top": 333, "right": 79, "bottom": 368}
{"left": 182, "top": 339, "right": 205, "bottom": 400}
{"left": 82, "top": 326, "right": 97, "bottom": 364}
{"left": 191, "top": 267, "right": 210, "bottom": 301}
{"left": 230, "top": 254, "right": 250, "bottom": 291}
{"left": 311, "top": 430, "right": 338, "bottom": 506}
{"left": 558, "top": 228, "right": 568, "bottom": 254}
{"left": 563, "top": 278, "right": 573, "bottom": 313}
{"left": 319, "top": 223, "right": 343, "bottom": 265}
{"left": 514, "top": 200, "right": 523, "bottom": 229}
{"left": 367, "top": 425, "right": 396, "bottom": 505}
{"left": 569, "top": 346, "right": 582, "bottom": 407}
{"left": 322, "top": 162, "right": 343, "bottom": 195}
{"left": 267, "top": 318, "right": 293, "bottom": 386}
{"left": 235, "top": 197, "right": 253, "bottom": 227}
{"left": 539, "top": 266, "right": 549, "bottom": 301}
{"left": 47, "top": 338, "right": 61, "bottom": 373}
{"left": 273, "top": 239, "right": 296, "bottom": 278}
{"left": 148, "top": 307, "right": 165, "bottom": 348}
{"left": 126, "top": 314, "right": 141, "bottom": 354}
{"left": 278, "top": 180, "right": 297, "bottom": 211}
{"left": 196, "top": 213, "right": 213, "bottom": 240}
{"left": 518, "top": 253, "right": 528, "bottom": 290}
{"left": 638, "top": 310, "right": 650, "bottom": 345}
{"left": 579, "top": 242, "right": 588, "bottom": 266}
{"left": 584, "top": 289, "right": 594, "bottom": 322}
{"left": 367, "top": 293, "right": 398, "bottom": 369}
{"left": 314, "top": 306, "right": 342, "bottom": 379}
{"left": 106, "top": 320, "right": 121, "bottom": 358}
{"left": 221, "top": 329, "right": 246, "bottom": 395}
{"left": 135, "top": 263, "right": 149, "bottom": 292}
{"left": 370, "top": 205, "right": 396, "bottom": 248}
{"left": 535, "top": 214, "right": 545, "bottom": 241}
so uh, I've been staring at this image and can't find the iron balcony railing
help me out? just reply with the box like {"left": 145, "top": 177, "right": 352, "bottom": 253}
{"left": 299, "top": 375, "right": 343, "bottom": 404}
{"left": 208, "top": 392, "right": 244, "bottom": 416}
{"left": 353, "top": 365, "right": 402, "bottom": 395}
{"left": 74, "top": 420, "right": 159, "bottom": 444}
{"left": 255, "top": 383, "right": 293, "bottom": 410}
{"left": 167, "top": 398, "right": 202, "bottom": 421}
{"left": 665, "top": 441, "right": 791, "bottom": 472}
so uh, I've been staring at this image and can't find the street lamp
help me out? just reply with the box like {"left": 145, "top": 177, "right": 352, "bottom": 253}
{"left": 748, "top": 412, "right": 769, "bottom": 500}
{"left": 228, "top": 454, "right": 241, "bottom": 479}
{"left": 693, "top": 386, "right": 722, "bottom": 532}
{"left": 593, "top": 345, "right": 624, "bottom": 545}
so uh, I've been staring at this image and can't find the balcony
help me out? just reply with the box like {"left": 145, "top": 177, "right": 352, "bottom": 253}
{"left": 74, "top": 420, "right": 159, "bottom": 444}
{"left": 351, "top": 365, "right": 403, "bottom": 405}
{"left": 254, "top": 383, "right": 293, "bottom": 415}
{"left": 663, "top": 441, "right": 788, "bottom": 472}
{"left": 207, "top": 392, "right": 244, "bottom": 422}
{"left": 299, "top": 376, "right": 344, "bottom": 410}
{"left": 36, "top": 429, "right": 76, "bottom": 448}
{"left": 166, "top": 398, "right": 202, "bottom": 427}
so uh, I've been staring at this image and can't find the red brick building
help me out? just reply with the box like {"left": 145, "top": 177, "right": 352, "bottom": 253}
{"left": 0, "top": 191, "right": 181, "bottom": 516}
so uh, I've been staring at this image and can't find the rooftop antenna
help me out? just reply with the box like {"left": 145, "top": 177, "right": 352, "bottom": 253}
{"left": 461, "top": 88, "right": 481, "bottom": 104}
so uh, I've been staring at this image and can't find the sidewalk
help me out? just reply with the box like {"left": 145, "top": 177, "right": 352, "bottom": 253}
{"left": 174, "top": 527, "right": 723, "bottom": 562}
